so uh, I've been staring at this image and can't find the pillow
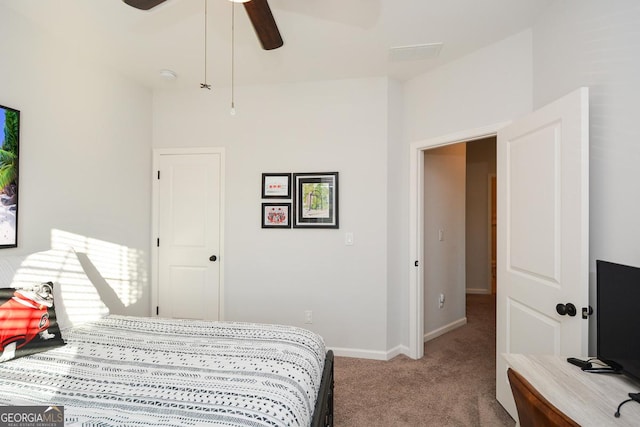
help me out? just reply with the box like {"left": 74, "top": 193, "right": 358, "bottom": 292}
{"left": 0, "top": 282, "right": 65, "bottom": 363}
{"left": 9, "top": 248, "right": 110, "bottom": 332}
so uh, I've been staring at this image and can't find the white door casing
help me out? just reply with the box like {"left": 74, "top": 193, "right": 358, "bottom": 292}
{"left": 151, "top": 148, "right": 225, "bottom": 321}
{"left": 496, "top": 88, "right": 589, "bottom": 418}
{"left": 408, "top": 122, "right": 509, "bottom": 359}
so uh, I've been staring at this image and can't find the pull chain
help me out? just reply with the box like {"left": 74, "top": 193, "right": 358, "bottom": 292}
{"left": 200, "top": 0, "right": 211, "bottom": 90}
{"left": 230, "top": 2, "right": 236, "bottom": 114}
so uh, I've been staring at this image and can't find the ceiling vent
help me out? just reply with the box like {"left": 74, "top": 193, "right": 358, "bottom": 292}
{"left": 389, "top": 42, "right": 443, "bottom": 61}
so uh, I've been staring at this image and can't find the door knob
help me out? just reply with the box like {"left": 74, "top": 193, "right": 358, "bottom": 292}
{"left": 209, "top": 255, "right": 217, "bottom": 262}
{"left": 556, "top": 303, "right": 577, "bottom": 317}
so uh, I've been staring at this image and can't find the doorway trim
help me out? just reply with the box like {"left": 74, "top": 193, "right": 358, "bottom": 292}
{"left": 408, "top": 121, "right": 509, "bottom": 359}
{"left": 151, "top": 147, "right": 226, "bottom": 320}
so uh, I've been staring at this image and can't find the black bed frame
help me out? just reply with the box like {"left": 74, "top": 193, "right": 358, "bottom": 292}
{"left": 311, "top": 350, "right": 334, "bottom": 427}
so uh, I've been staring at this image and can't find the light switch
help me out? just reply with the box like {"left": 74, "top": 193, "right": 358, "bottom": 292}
{"left": 345, "top": 232, "right": 354, "bottom": 246}
{"left": 438, "top": 229, "right": 444, "bottom": 241}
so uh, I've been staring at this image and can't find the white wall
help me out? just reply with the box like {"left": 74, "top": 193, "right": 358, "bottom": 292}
{"left": 386, "top": 79, "right": 407, "bottom": 354}
{"left": 0, "top": 5, "right": 153, "bottom": 316}
{"left": 404, "top": 30, "right": 533, "bottom": 142}
{"left": 152, "top": 78, "right": 390, "bottom": 357}
{"left": 532, "top": 0, "right": 640, "bottom": 354}
{"left": 423, "top": 144, "right": 467, "bottom": 338}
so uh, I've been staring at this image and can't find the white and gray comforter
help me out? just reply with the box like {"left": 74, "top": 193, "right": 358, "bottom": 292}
{"left": 0, "top": 315, "right": 326, "bottom": 426}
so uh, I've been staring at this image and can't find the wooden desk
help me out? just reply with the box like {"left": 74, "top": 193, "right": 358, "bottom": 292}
{"left": 504, "top": 354, "right": 640, "bottom": 426}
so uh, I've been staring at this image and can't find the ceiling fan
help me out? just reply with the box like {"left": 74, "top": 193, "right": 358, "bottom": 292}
{"left": 122, "top": 0, "right": 284, "bottom": 50}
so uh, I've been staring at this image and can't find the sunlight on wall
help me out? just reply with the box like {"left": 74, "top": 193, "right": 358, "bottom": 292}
{"left": 51, "top": 229, "right": 147, "bottom": 308}
{"left": 9, "top": 248, "right": 110, "bottom": 329}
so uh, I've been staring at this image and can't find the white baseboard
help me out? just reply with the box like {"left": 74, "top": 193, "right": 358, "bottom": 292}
{"left": 328, "top": 344, "right": 410, "bottom": 361}
{"left": 423, "top": 317, "right": 467, "bottom": 342}
{"left": 386, "top": 344, "right": 410, "bottom": 360}
{"left": 328, "top": 318, "right": 471, "bottom": 360}
{"left": 329, "top": 347, "right": 388, "bottom": 360}
{"left": 466, "top": 288, "right": 491, "bottom": 295}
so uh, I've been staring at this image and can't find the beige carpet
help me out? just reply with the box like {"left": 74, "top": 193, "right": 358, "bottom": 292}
{"left": 333, "top": 294, "right": 515, "bottom": 426}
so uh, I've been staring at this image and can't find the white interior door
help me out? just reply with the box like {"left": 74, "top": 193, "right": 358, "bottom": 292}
{"left": 496, "top": 88, "right": 589, "bottom": 418}
{"left": 154, "top": 148, "right": 224, "bottom": 321}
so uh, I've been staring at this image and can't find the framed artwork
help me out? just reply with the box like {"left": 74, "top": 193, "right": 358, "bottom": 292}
{"left": 0, "top": 104, "right": 19, "bottom": 248}
{"left": 261, "top": 173, "right": 291, "bottom": 199}
{"left": 262, "top": 203, "right": 292, "bottom": 228}
{"left": 293, "top": 172, "right": 339, "bottom": 229}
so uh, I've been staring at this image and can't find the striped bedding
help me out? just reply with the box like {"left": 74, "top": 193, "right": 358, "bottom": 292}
{"left": 0, "top": 315, "right": 326, "bottom": 426}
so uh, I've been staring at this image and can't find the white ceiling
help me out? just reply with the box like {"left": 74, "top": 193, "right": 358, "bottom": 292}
{"left": 0, "top": 0, "right": 554, "bottom": 90}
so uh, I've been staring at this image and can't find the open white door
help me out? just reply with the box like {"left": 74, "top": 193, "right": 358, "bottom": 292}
{"left": 496, "top": 88, "right": 589, "bottom": 418}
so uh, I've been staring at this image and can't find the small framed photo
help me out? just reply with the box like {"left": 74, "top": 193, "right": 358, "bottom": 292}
{"left": 262, "top": 173, "right": 291, "bottom": 199}
{"left": 293, "top": 172, "right": 339, "bottom": 229}
{"left": 262, "top": 203, "right": 292, "bottom": 228}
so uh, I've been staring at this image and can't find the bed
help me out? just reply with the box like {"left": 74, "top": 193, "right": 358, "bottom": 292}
{"left": 0, "top": 248, "right": 334, "bottom": 426}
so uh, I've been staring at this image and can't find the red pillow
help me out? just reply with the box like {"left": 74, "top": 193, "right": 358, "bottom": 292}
{"left": 0, "top": 282, "right": 65, "bottom": 363}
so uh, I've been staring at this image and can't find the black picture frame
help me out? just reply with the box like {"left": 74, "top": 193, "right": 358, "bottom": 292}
{"left": 261, "top": 173, "right": 291, "bottom": 199}
{"left": 262, "top": 203, "right": 292, "bottom": 228}
{"left": 293, "top": 172, "right": 339, "bottom": 229}
{"left": 0, "top": 103, "right": 19, "bottom": 248}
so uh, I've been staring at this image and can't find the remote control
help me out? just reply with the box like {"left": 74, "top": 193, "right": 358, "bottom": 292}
{"left": 566, "top": 357, "right": 591, "bottom": 369}
{"left": 582, "top": 367, "right": 620, "bottom": 373}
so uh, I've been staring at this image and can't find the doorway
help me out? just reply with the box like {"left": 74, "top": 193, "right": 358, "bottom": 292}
{"left": 408, "top": 121, "right": 508, "bottom": 359}
{"left": 421, "top": 137, "right": 496, "bottom": 343}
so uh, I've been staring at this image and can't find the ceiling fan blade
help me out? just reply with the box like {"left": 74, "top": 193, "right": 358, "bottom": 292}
{"left": 122, "top": 0, "right": 167, "bottom": 11}
{"left": 243, "top": 0, "right": 283, "bottom": 50}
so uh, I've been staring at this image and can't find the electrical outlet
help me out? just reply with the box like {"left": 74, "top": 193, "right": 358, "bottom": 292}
{"left": 439, "top": 293, "right": 445, "bottom": 309}
{"left": 304, "top": 310, "right": 313, "bottom": 324}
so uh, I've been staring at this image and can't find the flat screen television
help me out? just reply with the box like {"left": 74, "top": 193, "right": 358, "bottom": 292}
{"left": 597, "top": 260, "right": 640, "bottom": 383}
{"left": 0, "top": 103, "right": 20, "bottom": 248}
